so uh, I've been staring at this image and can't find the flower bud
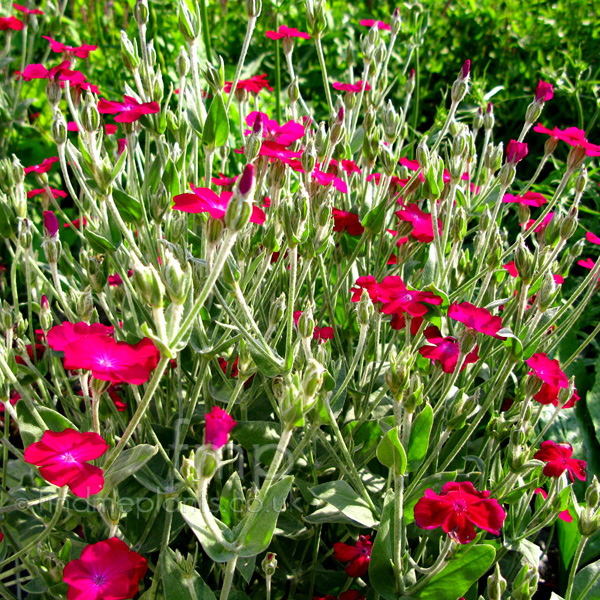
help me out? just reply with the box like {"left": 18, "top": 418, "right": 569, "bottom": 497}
{"left": 586, "top": 476, "right": 600, "bottom": 510}
{"left": 301, "top": 359, "right": 325, "bottom": 405}
{"left": 525, "top": 101, "right": 543, "bottom": 125}
{"left": 451, "top": 59, "right": 470, "bottom": 104}
{"left": 357, "top": 289, "right": 374, "bottom": 326}
{"left": 288, "top": 76, "right": 300, "bottom": 103}
{"left": 120, "top": 30, "right": 141, "bottom": 71}
{"left": 391, "top": 7, "right": 402, "bottom": 35}
{"left": 537, "top": 273, "right": 556, "bottom": 312}
{"left": 176, "top": 47, "right": 190, "bottom": 78}
{"left": 224, "top": 194, "right": 252, "bottom": 233}
{"left": 416, "top": 135, "right": 430, "bottom": 171}
{"left": 567, "top": 144, "right": 587, "bottom": 172}
{"left": 178, "top": 0, "right": 201, "bottom": 42}
{"left": 473, "top": 107, "right": 484, "bottom": 130}
{"left": 134, "top": 0, "right": 149, "bottom": 26}
{"left": 406, "top": 69, "right": 416, "bottom": 95}
{"left": 18, "top": 218, "right": 32, "bottom": 250}
{"left": 245, "top": 0, "right": 262, "bottom": 17}
{"left": 576, "top": 166, "right": 588, "bottom": 195}
{"left": 162, "top": 248, "right": 191, "bottom": 305}
{"left": 51, "top": 111, "right": 67, "bottom": 145}
{"left": 452, "top": 206, "right": 467, "bottom": 242}
{"left": 385, "top": 351, "right": 412, "bottom": 399}
{"left": 40, "top": 295, "right": 52, "bottom": 332}
{"left": 87, "top": 254, "right": 109, "bottom": 292}
{"left": 46, "top": 80, "right": 62, "bottom": 107}
{"left": 297, "top": 305, "right": 315, "bottom": 339}
{"left": 76, "top": 287, "right": 94, "bottom": 322}
{"left": 131, "top": 258, "right": 165, "bottom": 309}
{"left": 269, "top": 294, "right": 286, "bottom": 329}
{"left": 302, "top": 139, "right": 317, "bottom": 175}
{"left": 514, "top": 236, "right": 535, "bottom": 284}
{"left": 544, "top": 136, "right": 558, "bottom": 156}
{"left": 487, "top": 563, "right": 507, "bottom": 600}
{"left": 262, "top": 553, "right": 277, "bottom": 578}
{"left": 238, "top": 163, "right": 255, "bottom": 199}
{"left": 43, "top": 210, "right": 59, "bottom": 238}
{"left": 560, "top": 206, "right": 578, "bottom": 241}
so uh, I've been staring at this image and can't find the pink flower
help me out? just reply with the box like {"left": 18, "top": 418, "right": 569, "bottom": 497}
{"left": 24, "top": 428, "right": 109, "bottom": 497}
{"left": 525, "top": 212, "right": 554, "bottom": 233}
{"left": 245, "top": 111, "right": 305, "bottom": 146}
{"left": 350, "top": 275, "right": 381, "bottom": 303}
{"left": 20, "top": 60, "right": 76, "bottom": 81}
{"left": 62, "top": 335, "right": 161, "bottom": 385}
{"left": 47, "top": 322, "right": 114, "bottom": 351}
{"left": 534, "top": 383, "right": 579, "bottom": 409}
{"left": 266, "top": 25, "right": 310, "bottom": 40}
{"left": 333, "top": 535, "right": 372, "bottom": 577}
{"left": 535, "top": 81, "right": 554, "bottom": 103}
{"left": 448, "top": 302, "right": 504, "bottom": 338}
{"left": 63, "top": 537, "right": 148, "bottom": 599}
{"left": 419, "top": 326, "right": 479, "bottom": 373}
{"left": 503, "top": 261, "right": 519, "bottom": 278}
{"left": 314, "top": 326, "right": 334, "bottom": 342}
{"left": 172, "top": 185, "right": 266, "bottom": 224}
{"left": 330, "top": 158, "right": 361, "bottom": 174}
{"left": 534, "top": 488, "right": 572, "bottom": 522}
{"left": 107, "top": 386, "right": 128, "bottom": 412}
{"left": 64, "top": 217, "right": 88, "bottom": 229}
{"left": 312, "top": 168, "right": 348, "bottom": 193}
{"left": 586, "top": 231, "right": 600, "bottom": 245}
{"left": 205, "top": 406, "right": 237, "bottom": 449}
{"left": 24, "top": 156, "right": 59, "bottom": 175}
{"left": 533, "top": 441, "right": 587, "bottom": 482}
{"left": 224, "top": 74, "right": 273, "bottom": 94}
{"left": 43, "top": 210, "right": 59, "bottom": 237}
{"left": 414, "top": 481, "right": 506, "bottom": 544}
{"left": 0, "top": 16, "right": 24, "bottom": 30}
{"left": 13, "top": 4, "right": 44, "bottom": 15}
{"left": 332, "top": 80, "right": 371, "bottom": 93}
{"left": 332, "top": 208, "right": 364, "bottom": 236}
{"left": 378, "top": 276, "right": 443, "bottom": 317}
{"left": 27, "top": 188, "right": 67, "bottom": 200}
{"left": 212, "top": 173, "right": 238, "bottom": 187}
{"left": 359, "top": 19, "right": 390, "bottom": 30}
{"left": 506, "top": 140, "right": 528, "bottom": 164}
{"left": 98, "top": 95, "right": 159, "bottom": 123}
{"left": 502, "top": 191, "right": 547, "bottom": 207}
{"left": 534, "top": 123, "right": 600, "bottom": 157}
{"left": 526, "top": 353, "right": 568, "bottom": 388}
{"left": 42, "top": 36, "right": 97, "bottom": 59}
{"left": 395, "top": 204, "right": 440, "bottom": 243}
{"left": 259, "top": 141, "right": 303, "bottom": 169}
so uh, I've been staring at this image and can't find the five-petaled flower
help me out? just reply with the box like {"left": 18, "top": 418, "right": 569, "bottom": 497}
{"left": 63, "top": 537, "right": 148, "bottom": 600}
{"left": 42, "top": 36, "right": 97, "bottom": 59}
{"left": 172, "top": 185, "right": 266, "bottom": 224}
{"left": 533, "top": 441, "right": 587, "bottom": 482}
{"left": 506, "top": 140, "right": 528, "bottom": 164}
{"left": 245, "top": 111, "right": 305, "bottom": 146}
{"left": 378, "top": 276, "right": 443, "bottom": 318}
{"left": 359, "top": 19, "right": 390, "bottom": 30}
{"left": 535, "top": 81, "right": 554, "bottom": 103}
{"left": 534, "top": 124, "right": 600, "bottom": 157}
{"left": 224, "top": 74, "right": 273, "bottom": 94}
{"left": 0, "top": 16, "right": 24, "bottom": 30}
{"left": 24, "top": 428, "right": 109, "bottom": 497}
{"left": 395, "top": 203, "right": 440, "bottom": 243}
{"left": 24, "top": 156, "right": 59, "bottom": 176}
{"left": 419, "top": 326, "right": 479, "bottom": 373}
{"left": 332, "top": 208, "right": 364, "bottom": 236}
{"left": 526, "top": 353, "right": 568, "bottom": 388}
{"left": 333, "top": 535, "right": 372, "bottom": 577}
{"left": 414, "top": 481, "right": 506, "bottom": 544}
{"left": 205, "top": 406, "right": 237, "bottom": 449}
{"left": 266, "top": 25, "right": 310, "bottom": 40}
{"left": 502, "top": 191, "right": 546, "bottom": 207}
{"left": 98, "top": 95, "right": 160, "bottom": 123}
{"left": 448, "top": 302, "right": 504, "bottom": 338}
{"left": 332, "top": 80, "right": 371, "bottom": 94}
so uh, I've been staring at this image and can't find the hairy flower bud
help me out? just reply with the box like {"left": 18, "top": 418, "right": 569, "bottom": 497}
{"left": 176, "top": 47, "right": 190, "bottom": 78}
{"left": 120, "top": 30, "right": 141, "bottom": 71}
{"left": 269, "top": 293, "right": 286, "bottom": 329}
{"left": 46, "top": 80, "right": 62, "bottom": 107}
{"left": 416, "top": 135, "right": 430, "bottom": 171}
{"left": 301, "top": 359, "right": 325, "bottom": 406}
{"left": 51, "top": 111, "right": 67, "bottom": 145}
{"left": 245, "top": 0, "right": 262, "bottom": 17}
{"left": 134, "top": 0, "right": 149, "bottom": 26}
{"left": 132, "top": 258, "right": 165, "bottom": 309}
{"left": 567, "top": 144, "right": 587, "bottom": 172}
{"left": 514, "top": 237, "right": 535, "bottom": 284}
{"left": 178, "top": 0, "right": 201, "bottom": 42}
{"left": 162, "top": 248, "right": 191, "bottom": 305}
{"left": 76, "top": 287, "right": 94, "bottom": 322}
{"left": 262, "top": 553, "right": 277, "bottom": 578}
{"left": 356, "top": 289, "right": 374, "bottom": 326}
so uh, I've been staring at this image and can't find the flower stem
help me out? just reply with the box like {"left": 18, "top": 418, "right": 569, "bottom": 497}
{"left": 220, "top": 555, "right": 239, "bottom": 600}
{"left": 226, "top": 17, "right": 257, "bottom": 113}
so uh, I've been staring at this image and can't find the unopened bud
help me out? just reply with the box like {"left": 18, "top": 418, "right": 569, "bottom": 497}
{"left": 357, "top": 289, "right": 374, "bottom": 326}
{"left": 134, "top": 0, "right": 149, "bottom": 25}
{"left": 514, "top": 237, "right": 535, "bottom": 284}
{"left": 262, "top": 553, "right": 277, "bottom": 578}
{"left": 51, "top": 112, "right": 67, "bottom": 145}
{"left": 178, "top": 0, "right": 200, "bottom": 42}
{"left": 120, "top": 30, "right": 140, "bottom": 71}
{"left": 302, "top": 359, "right": 325, "bottom": 404}
{"left": 567, "top": 144, "right": 587, "bottom": 171}
{"left": 245, "top": 0, "right": 262, "bottom": 17}
{"left": 131, "top": 258, "right": 165, "bottom": 309}
{"left": 76, "top": 287, "right": 94, "bottom": 322}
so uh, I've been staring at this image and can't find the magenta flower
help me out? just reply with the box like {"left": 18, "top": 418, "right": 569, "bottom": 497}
{"left": 502, "top": 191, "right": 547, "bottom": 207}
{"left": 212, "top": 173, "right": 238, "bottom": 187}
{"left": 332, "top": 80, "right": 371, "bottom": 93}
{"left": 333, "top": 535, "right": 372, "bottom": 577}
{"left": 43, "top": 210, "right": 59, "bottom": 237}
{"left": 63, "top": 537, "right": 148, "bottom": 600}
{"left": 506, "top": 140, "right": 528, "bottom": 164}
{"left": 460, "top": 59, "right": 471, "bottom": 79}
{"left": 13, "top": 4, "right": 44, "bottom": 15}
{"left": 24, "top": 428, "right": 109, "bottom": 497}
{"left": 64, "top": 216, "right": 88, "bottom": 229}
{"left": 205, "top": 406, "right": 237, "bottom": 449}
{"left": 312, "top": 168, "right": 348, "bottom": 193}
{"left": 42, "top": 36, "right": 97, "bottom": 59}
{"left": 329, "top": 158, "right": 361, "bottom": 174}
{"left": 534, "top": 488, "right": 572, "bottom": 522}
{"left": 534, "top": 383, "right": 579, "bottom": 409}
{"left": 98, "top": 95, "right": 159, "bottom": 123}
{"left": 359, "top": 19, "right": 390, "bottom": 30}
{"left": 61, "top": 335, "right": 161, "bottom": 385}
{"left": 586, "top": 231, "right": 600, "bottom": 245}
{"left": 259, "top": 141, "right": 303, "bottom": 169}
{"left": 332, "top": 208, "right": 364, "bottom": 236}
{"left": 350, "top": 275, "right": 382, "bottom": 303}
{"left": 0, "top": 16, "right": 24, "bottom": 30}
{"left": 419, "top": 326, "right": 479, "bottom": 373}
{"left": 172, "top": 185, "right": 266, "bottom": 224}
{"left": 414, "top": 481, "right": 506, "bottom": 544}
{"left": 395, "top": 203, "right": 440, "bottom": 243}
{"left": 224, "top": 74, "right": 273, "bottom": 94}
{"left": 378, "top": 276, "right": 443, "bottom": 317}
{"left": 24, "top": 156, "right": 58, "bottom": 175}
{"left": 526, "top": 353, "right": 568, "bottom": 388}
{"left": 525, "top": 212, "right": 554, "bottom": 233}
{"left": 27, "top": 188, "right": 67, "bottom": 200}
{"left": 245, "top": 111, "right": 305, "bottom": 146}
{"left": 535, "top": 80, "right": 554, "bottom": 102}
{"left": 266, "top": 25, "right": 310, "bottom": 40}
{"left": 503, "top": 261, "right": 519, "bottom": 278}
{"left": 20, "top": 60, "right": 75, "bottom": 81}
{"left": 448, "top": 302, "right": 504, "bottom": 338}
{"left": 534, "top": 123, "right": 600, "bottom": 157}
{"left": 534, "top": 441, "right": 586, "bottom": 482}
